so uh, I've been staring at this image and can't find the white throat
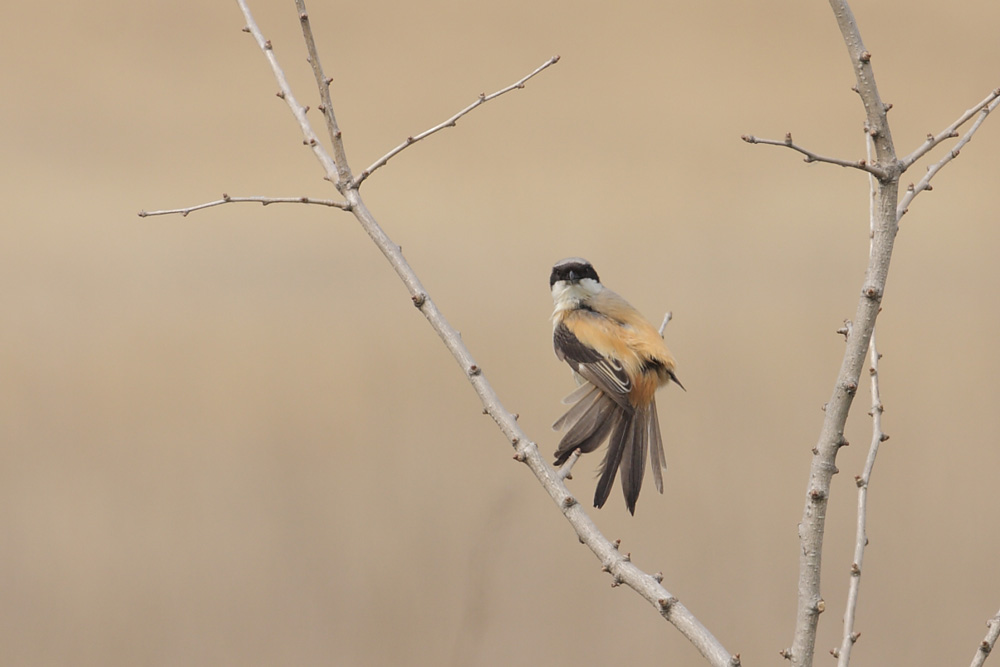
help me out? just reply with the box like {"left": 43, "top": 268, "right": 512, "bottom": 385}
{"left": 551, "top": 278, "right": 603, "bottom": 314}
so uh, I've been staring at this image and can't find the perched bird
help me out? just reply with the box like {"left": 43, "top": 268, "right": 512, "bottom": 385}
{"left": 549, "top": 257, "right": 682, "bottom": 514}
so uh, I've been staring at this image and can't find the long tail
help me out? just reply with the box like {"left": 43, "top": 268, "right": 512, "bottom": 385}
{"left": 552, "top": 386, "right": 623, "bottom": 465}
{"left": 553, "top": 388, "right": 664, "bottom": 515}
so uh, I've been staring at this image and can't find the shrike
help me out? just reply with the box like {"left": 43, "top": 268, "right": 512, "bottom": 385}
{"left": 550, "top": 257, "right": 682, "bottom": 514}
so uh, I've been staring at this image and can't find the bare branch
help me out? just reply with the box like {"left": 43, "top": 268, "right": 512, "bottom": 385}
{"left": 293, "top": 0, "right": 353, "bottom": 189}
{"left": 828, "top": 4, "right": 897, "bottom": 173}
{"left": 138, "top": 194, "right": 350, "bottom": 218}
{"left": 788, "top": 3, "right": 902, "bottom": 666}
{"left": 971, "top": 609, "right": 1000, "bottom": 667}
{"left": 658, "top": 311, "right": 673, "bottom": 337}
{"left": 236, "top": 0, "right": 339, "bottom": 184}
{"left": 897, "top": 94, "right": 1000, "bottom": 221}
{"left": 835, "top": 329, "right": 885, "bottom": 667}
{"left": 556, "top": 448, "right": 582, "bottom": 481}
{"left": 741, "top": 133, "right": 888, "bottom": 179}
{"left": 899, "top": 88, "right": 1000, "bottom": 171}
{"left": 352, "top": 56, "right": 560, "bottom": 188}
{"left": 225, "top": 2, "right": 733, "bottom": 663}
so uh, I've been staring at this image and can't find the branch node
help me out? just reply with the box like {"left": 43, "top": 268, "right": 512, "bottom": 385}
{"left": 264, "top": 39, "right": 273, "bottom": 50}
{"left": 729, "top": 654, "right": 742, "bottom": 667}
{"left": 652, "top": 571, "right": 664, "bottom": 583}
{"left": 468, "top": 364, "right": 481, "bottom": 377}
{"left": 612, "top": 539, "right": 622, "bottom": 551}
{"left": 562, "top": 495, "right": 577, "bottom": 509}
{"left": 859, "top": 50, "right": 871, "bottom": 62}
{"left": 658, "top": 596, "right": 678, "bottom": 611}
{"left": 809, "top": 488, "right": 827, "bottom": 501}
{"left": 815, "top": 598, "right": 826, "bottom": 614}
{"left": 862, "top": 284, "right": 883, "bottom": 300}
{"left": 411, "top": 293, "right": 427, "bottom": 308}
{"left": 512, "top": 452, "right": 526, "bottom": 463}
{"left": 779, "top": 649, "right": 792, "bottom": 660}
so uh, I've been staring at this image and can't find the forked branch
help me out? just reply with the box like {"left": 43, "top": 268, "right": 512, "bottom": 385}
{"left": 221, "top": 2, "right": 735, "bottom": 665}
{"left": 783, "top": 3, "right": 900, "bottom": 665}
{"left": 899, "top": 88, "right": 1000, "bottom": 171}
{"left": 897, "top": 94, "right": 1000, "bottom": 220}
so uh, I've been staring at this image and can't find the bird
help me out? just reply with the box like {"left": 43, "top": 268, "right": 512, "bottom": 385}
{"left": 549, "top": 257, "right": 682, "bottom": 514}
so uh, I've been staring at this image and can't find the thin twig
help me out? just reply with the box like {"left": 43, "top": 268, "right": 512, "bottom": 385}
{"left": 741, "top": 133, "right": 890, "bottom": 180}
{"left": 352, "top": 56, "right": 560, "bottom": 189}
{"left": 236, "top": 0, "right": 339, "bottom": 184}
{"left": 658, "top": 311, "right": 673, "bottom": 337}
{"left": 835, "top": 329, "right": 885, "bottom": 666}
{"left": 834, "top": 132, "right": 883, "bottom": 666}
{"left": 899, "top": 88, "right": 1000, "bottom": 171}
{"left": 970, "top": 609, "right": 1000, "bottom": 667}
{"left": 557, "top": 448, "right": 582, "bottom": 481}
{"left": 293, "top": 0, "right": 353, "bottom": 189}
{"left": 138, "top": 194, "right": 350, "bottom": 218}
{"left": 897, "top": 95, "right": 1000, "bottom": 221}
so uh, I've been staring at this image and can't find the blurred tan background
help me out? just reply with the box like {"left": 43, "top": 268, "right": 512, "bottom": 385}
{"left": 2, "top": 1, "right": 999, "bottom": 665}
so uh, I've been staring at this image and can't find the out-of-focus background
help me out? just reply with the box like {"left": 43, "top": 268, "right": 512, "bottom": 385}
{"left": 2, "top": 1, "right": 998, "bottom": 665}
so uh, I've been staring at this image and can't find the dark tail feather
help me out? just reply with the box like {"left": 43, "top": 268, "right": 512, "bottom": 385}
{"left": 553, "top": 389, "right": 620, "bottom": 466}
{"left": 593, "top": 408, "right": 632, "bottom": 509}
{"left": 620, "top": 406, "right": 650, "bottom": 515}
{"left": 648, "top": 399, "right": 665, "bottom": 494}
